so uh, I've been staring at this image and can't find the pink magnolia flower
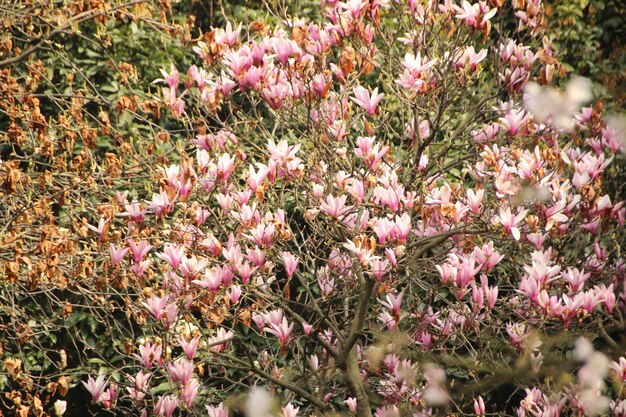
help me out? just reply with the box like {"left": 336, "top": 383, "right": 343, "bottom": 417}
{"left": 209, "top": 328, "right": 235, "bottom": 353}
{"left": 281, "top": 252, "right": 299, "bottom": 278}
{"left": 156, "top": 64, "right": 179, "bottom": 89}
{"left": 317, "top": 267, "right": 335, "bottom": 296}
{"left": 86, "top": 217, "right": 107, "bottom": 240}
{"left": 345, "top": 397, "right": 358, "bottom": 413}
{"left": 246, "top": 247, "right": 265, "bottom": 268}
{"left": 142, "top": 294, "right": 169, "bottom": 321}
{"left": 131, "top": 259, "right": 151, "bottom": 277}
{"left": 610, "top": 357, "right": 626, "bottom": 381}
{"left": 181, "top": 378, "right": 199, "bottom": 408}
{"left": 264, "top": 317, "right": 295, "bottom": 347}
{"left": 496, "top": 207, "right": 528, "bottom": 240}
{"left": 341, "top": 0, "right": 368, "bottom": 18}
{"left": 267, "top": 139, "right": 302, "bottom": 169}
{"left": 192, "top": 268, "right": 222, "bottom": 292}
{"left": 354, "top": 136, "right": 389, "bottom": 170}
{"left": 126, "top": 371, "right": 150, "bottom": 402}
{"left": 156, "top": 244, "right": 185, "bottom": 270}
{"left": 213, "top": 21, "right": 242, "bottom": 47}
{"left": 82, "top": 375, "right": 107, "bottom": 402}
{"left": 247, "top": 163, "right": 270, "bottom": 192}
{"left": 455, "top": 255, "right": 481, "bottom": 290}
{"left": 374, "top": 185, "right": 403, "bottom": 212}
{"left": 378, "top": 311, "right": 397, "bottom": 331}
{"left": 415, "top": 331, "right": 433, "bottom": 350}
{"left": 99, "top": 383, "right": 117, "bottom": 409}
{"left": 595, "top": 284, "right": 616, "bottom": 313}
{"left": 282, "top": 403, "right": 300, "bottom": 417}
{"left": 187, "top": 64, "right": 210, "bottom": 90}
{"left": 272, "top": 38, "right": 300, "bottom": 65}
{"left": 351, "top": 85, "right": 384, "bottom": 115}
{"left": 500, "top": 108, "right": 528, "bottom": 136}
{"left": 562, "top": 267, "right": 589, "bottom": 293}
{"left": 402, "top": 52, "right": 435, "bottom": 78}
{"left": 155, "top": 395, "right": 178, "bottom": 417}
{"left": 454, "top": 0, "right": 480, "bottom": 26}
{"left": 485, "top": 284, "right": 498, "bottom": 309}
{"left": 238, "top": 67, "right": 261, "bottom": 90}
{"left": 217, "top": 153, "right": 236, "bottom": 180}
{"left": 167, "top": 358, "right": 194, "bottom": 385}
{"left": 134, "top": 342, "right": 163, "bottom": 369}
{"left": 109, "top": 243, "right": 129, "bottom": 266}
{"left": 394, "top": 213, "right": 412, "bottom": 242}
{"left": 385, "top": 248, "right": 398, "bottom": 267}
{"left": 471, "top": 123, "right": 500, "bottom": 143}
{"left": 179, "top": 255, "right": 209, "bottom": 279}
{"left": 580, "top": 218, "right": 601, "bottom": 234}
{"left": 311, "top": 73, "right": 329, "bottom": 97}
{"left": 380, "top": 291, "right": 403, "bottom": 317}
{"left": 474, "top": 396, "right": 486, "bottom": 416}
{"left": 472, "top": 241, "right": 504, "bottom": 272}
{"left": 436, "top": 262, "right": 457, "bottom": 284}
{"left": 128, "top": 239, "right": 153, "bottom": 263}
{"left": 206, "top": 403, "right": 229, "bottom": 417}
{"left": 243, "top": 222, "right": 276, "bottom": 247}
{"left": 343, "top": 236, "right": 376, "bottom": 266}
{"left": 200, "top": 234, "right": 223, "bottom": 258}
{"left": 232, "top": 262, "right": 253, "bottom": 283}
{"left": 544, "top": 201, "right": 569, "bottom": 231}
{"left": 179, "top": 337, "right": 200, "bottom": 360}
{"left": 454, "top": 0, "right": 497, "bottom": 28}
{"left": 224, "top": 49, "right": 251, "bottom": 75}
{"left": 262, "top": 308, "right": 284, "bottom": 327}
{"left": 320, "top": 194, "right": 352, "bottom": 218}
{"left": 506, "top": 321, "right": 528, "bottom": 348}
{"left": 162, "top": 83, "right": 185, "bottom": 117}
{"left": 162, "top": 165, "right": 180, "bottom": 188}
{"left": 418, "top": 153, "right": 429, "bottom": 170}
{"left": 119, "top": 201, "right": 146, "bottom": 222}
{"left": 229, "top": 285, "right": 242, "bottom": 304}
{"left": 456, "top": 46, "right": 488, "bottom": 71}
{"left": 375, "top": 405, "right": 401, "bottom": 417}
{"left": 252, "top": 313, "right": 265, "bottom": 330}
{"left": 372, "top": 217, "right": 395, "bottom": 244}
{"left": 310, "top": 354, "right": 320, "bottom": 371}
{"left": 471, "top": 283, "right": 484, "bottom": 312}
{"left": 370, "top": 257, "right": 390, "bottom": 281}
{"left": 526, "top": 231, "right": 547, "bottom": 250}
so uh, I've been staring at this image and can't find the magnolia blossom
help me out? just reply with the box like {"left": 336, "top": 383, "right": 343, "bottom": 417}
{"left": 66, "top": 3, "right": 626, "bottom": 415}
{"left": 82, "top": 375, "right": 107, "bottom": 402}
{"left": 264, "top": 317, "right": 294, "bottom": 346}
{"left": 351, "top": 85, "right": 384, "bottom": 115}
{"left": 280, "top": 251, "right": 299, "bottom": 278}
{"left": 495, "top": 207, "right": 528, "bottom": 240}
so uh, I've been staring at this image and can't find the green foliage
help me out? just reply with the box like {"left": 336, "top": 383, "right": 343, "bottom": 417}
{"left": 545, "top": 0, "right": 625, "bottom": 103}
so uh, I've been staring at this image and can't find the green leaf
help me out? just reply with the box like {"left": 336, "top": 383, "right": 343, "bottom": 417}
{"left": 150, "top": 382, "right": 172, "bottom": 395}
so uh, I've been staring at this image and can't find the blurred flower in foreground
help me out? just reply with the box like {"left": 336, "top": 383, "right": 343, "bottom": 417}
{"left": 523, "top": 77, "right": 592, "bottom": 131}
{"left": 54, "top": 400, "right": 67, "bottom": 416}
{"left": 246, "top": 388, "right": 273, "bottom": 417}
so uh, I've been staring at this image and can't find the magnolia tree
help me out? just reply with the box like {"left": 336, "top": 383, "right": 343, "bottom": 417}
{"left": 3, "top": 0, "right": 626, "bottom": 416}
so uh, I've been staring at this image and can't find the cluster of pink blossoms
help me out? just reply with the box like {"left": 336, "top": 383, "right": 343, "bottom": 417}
{"left": 80, "top": 0, "right": 625, "bottom": 415}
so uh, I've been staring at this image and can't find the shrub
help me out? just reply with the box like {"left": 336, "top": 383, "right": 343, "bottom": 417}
{"left": 1, "top": 0, "right": 625, "bottom": 416}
